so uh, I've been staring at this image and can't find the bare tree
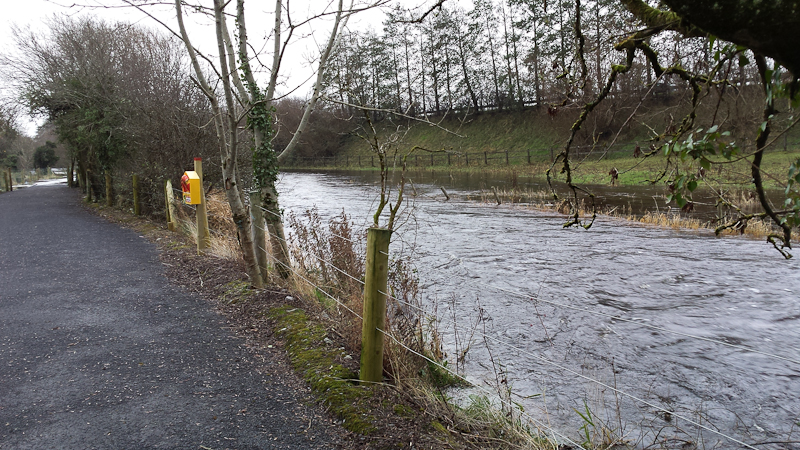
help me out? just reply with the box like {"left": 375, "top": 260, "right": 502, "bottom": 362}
{"left": 155, "top": 0, "right": 379, "bottom": 285}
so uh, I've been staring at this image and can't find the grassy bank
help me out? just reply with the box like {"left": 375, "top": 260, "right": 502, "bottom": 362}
{"left": 286, "top": 109, "right": 800, "bottom": 191}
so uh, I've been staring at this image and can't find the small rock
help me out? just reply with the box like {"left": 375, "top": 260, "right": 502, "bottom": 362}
{"left": 285, "top": 296, "right": 295, "bottom": 301}
{"left": 344, "top": 355, "right": 352, "bottom": 360}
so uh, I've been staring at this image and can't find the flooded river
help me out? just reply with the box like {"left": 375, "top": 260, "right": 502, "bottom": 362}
{"left": 277, "top": 170, "right": 800, "bottom": 449}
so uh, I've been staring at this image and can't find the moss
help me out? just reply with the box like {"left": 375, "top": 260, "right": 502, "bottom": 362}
{"left": 392, "top": 403, "right": 415, "bottom": 418}
{"left": 221, "top": 280, "right": 253, "bottom": 305}
{"left": 269, "top": 306, "right": 378, "bottom": 434}
{"left": 165, "top": 241, "right": 191, "bottom": 251}
{"left": 421, "top": 360, "right": 471, "bottom": 389}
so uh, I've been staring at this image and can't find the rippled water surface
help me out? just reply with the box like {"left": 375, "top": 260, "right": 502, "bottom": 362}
{"left": 278, "top": 170, "right": 800, "bottom": 449}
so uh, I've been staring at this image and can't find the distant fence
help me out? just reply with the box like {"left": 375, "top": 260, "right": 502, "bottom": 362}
{"left": 287, "top": 147, "right": 574, "bottom": 169}
{"left": 285, "top": 139, "right": 800, "bottom": 170}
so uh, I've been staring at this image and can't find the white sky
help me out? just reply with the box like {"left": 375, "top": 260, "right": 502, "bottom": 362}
{"left": 1, "top": 0, "right": 447, "bottom": 136}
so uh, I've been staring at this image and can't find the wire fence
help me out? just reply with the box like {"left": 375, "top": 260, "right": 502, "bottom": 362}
{"left": 165, "top": 182, "right": 797, "bottom": 450}
{"left": 247, "top": 201, "right": 777, "bottom": 450}
{"left": 282, "top": 139, "right": 800, "bottom": 170}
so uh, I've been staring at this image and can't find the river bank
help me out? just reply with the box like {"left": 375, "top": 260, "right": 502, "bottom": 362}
{"left": 283, "top": 167, "right": 796, "bottom": 244}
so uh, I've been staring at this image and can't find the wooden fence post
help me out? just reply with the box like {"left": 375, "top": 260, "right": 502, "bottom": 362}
{"left": 132, "top": 174, "right": 140, "bottom": 215}
{"left": 431, "top": 154, "right": 434, "bottom": 166}
{"left": 447, "top": 153, "right": 451, "bottom": 166}
{"left": 527, "top": 149, "right": 531, "bottom": 165}
{"left": 484, "top": 151, "right": 488, "bottom": 165}
{"left": 165, "top": 179, "right": 177, "bottom": 232}
{"left": 505, "top": 150, "right": 509, "bottom": 165}
{"left": 86, "top": 170, "right": 93, "bottom": 202}
{"left": 250, "top": 191, "right": 268, "bottom": 280}
{"left": 194, "top": 158, "right": 210, "bottom": 254}
{"left": 465, "top": 153, "right": 469, "bottom": 166}
{"left": 360, "top": 227, "right": 392, "bottom": 383}
{"left": 105, "top": 173, "right": 113, "bottom": 207}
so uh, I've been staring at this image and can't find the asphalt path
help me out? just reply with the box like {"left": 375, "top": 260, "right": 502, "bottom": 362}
{"left": 0, "top": 182, "right": 341, "bottom": 449}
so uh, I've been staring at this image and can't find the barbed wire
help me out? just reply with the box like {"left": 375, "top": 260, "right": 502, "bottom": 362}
{"left": 175, "top": 191, "right": 800, "bottom": 368}
{"left": 168, "top": 189, "right": 784, "bottom": 449}
{"left": 251, "top": 222, "right": 772, "bottom": 448}
{"left": 253, "top": 235, "right": 586, "bottom": 449}
{"left": 256, "top": 223, "right": 759, "bottom": 449}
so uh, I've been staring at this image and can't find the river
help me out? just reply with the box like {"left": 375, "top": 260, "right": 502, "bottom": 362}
{"left": 277, "top": 170, "right": 800, "bottom": 449}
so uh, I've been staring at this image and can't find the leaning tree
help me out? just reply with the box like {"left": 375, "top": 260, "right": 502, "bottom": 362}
{"left": 536, "top": 0, "right": 800, "bottom": 257}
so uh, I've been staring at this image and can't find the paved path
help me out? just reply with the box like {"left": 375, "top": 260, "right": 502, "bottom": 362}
{"left": 0, "top": 182, "right": 341, "bottom": 449}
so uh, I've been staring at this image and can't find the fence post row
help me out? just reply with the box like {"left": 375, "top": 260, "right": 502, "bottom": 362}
{"left": 194, "top": 158, "right": 210, "bottom": 254}
{"left": 249, "top": 191, "right": 268, "bottom": 280}
{"left": 360, "top": 227, "right": 392, "bottom": 383}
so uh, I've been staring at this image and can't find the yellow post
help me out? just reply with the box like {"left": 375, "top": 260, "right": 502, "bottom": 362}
{"left": 360, "top": 227, "right": 392, "bottom": 383}
{"left": 132, "top": 174, "right": 140, "bottom": 215}
{"left": 249, "top": 191, "right": 268, "bottom": 279}
{"left": 194, "top": 158, "right": 210, "bottom": 254}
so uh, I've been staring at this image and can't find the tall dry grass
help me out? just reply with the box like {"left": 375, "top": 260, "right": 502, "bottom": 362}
{"left": 285, "top": 207, "right": 434, "bottom": 384}
{"left": 172, "top": 191, "right": 243, "bottom": 260}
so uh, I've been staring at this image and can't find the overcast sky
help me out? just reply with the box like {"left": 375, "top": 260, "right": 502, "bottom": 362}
{"left": 1, "top": 0, "right": 445, "bottom": 135}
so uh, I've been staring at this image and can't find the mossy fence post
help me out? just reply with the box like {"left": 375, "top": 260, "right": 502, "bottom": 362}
{"left": 250, "top": 191, "right": 268, "bottom": 279}
{"left": 105, "top": 172, "right": 113, "bottom": 207}
{"left": 194, "top": 158, "right": 210, "bottom": 254}
{"left": 164, "top": 179, "right": 178, "bottom": 232}
{"left": 132, "top": 174, "right": 140, "bottom": 215}
{"left": 360, "top": 227, "right": 392, "bottom": 384}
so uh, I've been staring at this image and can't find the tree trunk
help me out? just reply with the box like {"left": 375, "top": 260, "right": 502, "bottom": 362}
{"left": 261, "top": 185, "right": 291, "bottom": 278}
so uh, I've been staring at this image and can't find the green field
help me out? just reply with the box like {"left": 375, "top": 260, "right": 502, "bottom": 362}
{"left": 287, "top": 109, "right": 800, "bottom": 191}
